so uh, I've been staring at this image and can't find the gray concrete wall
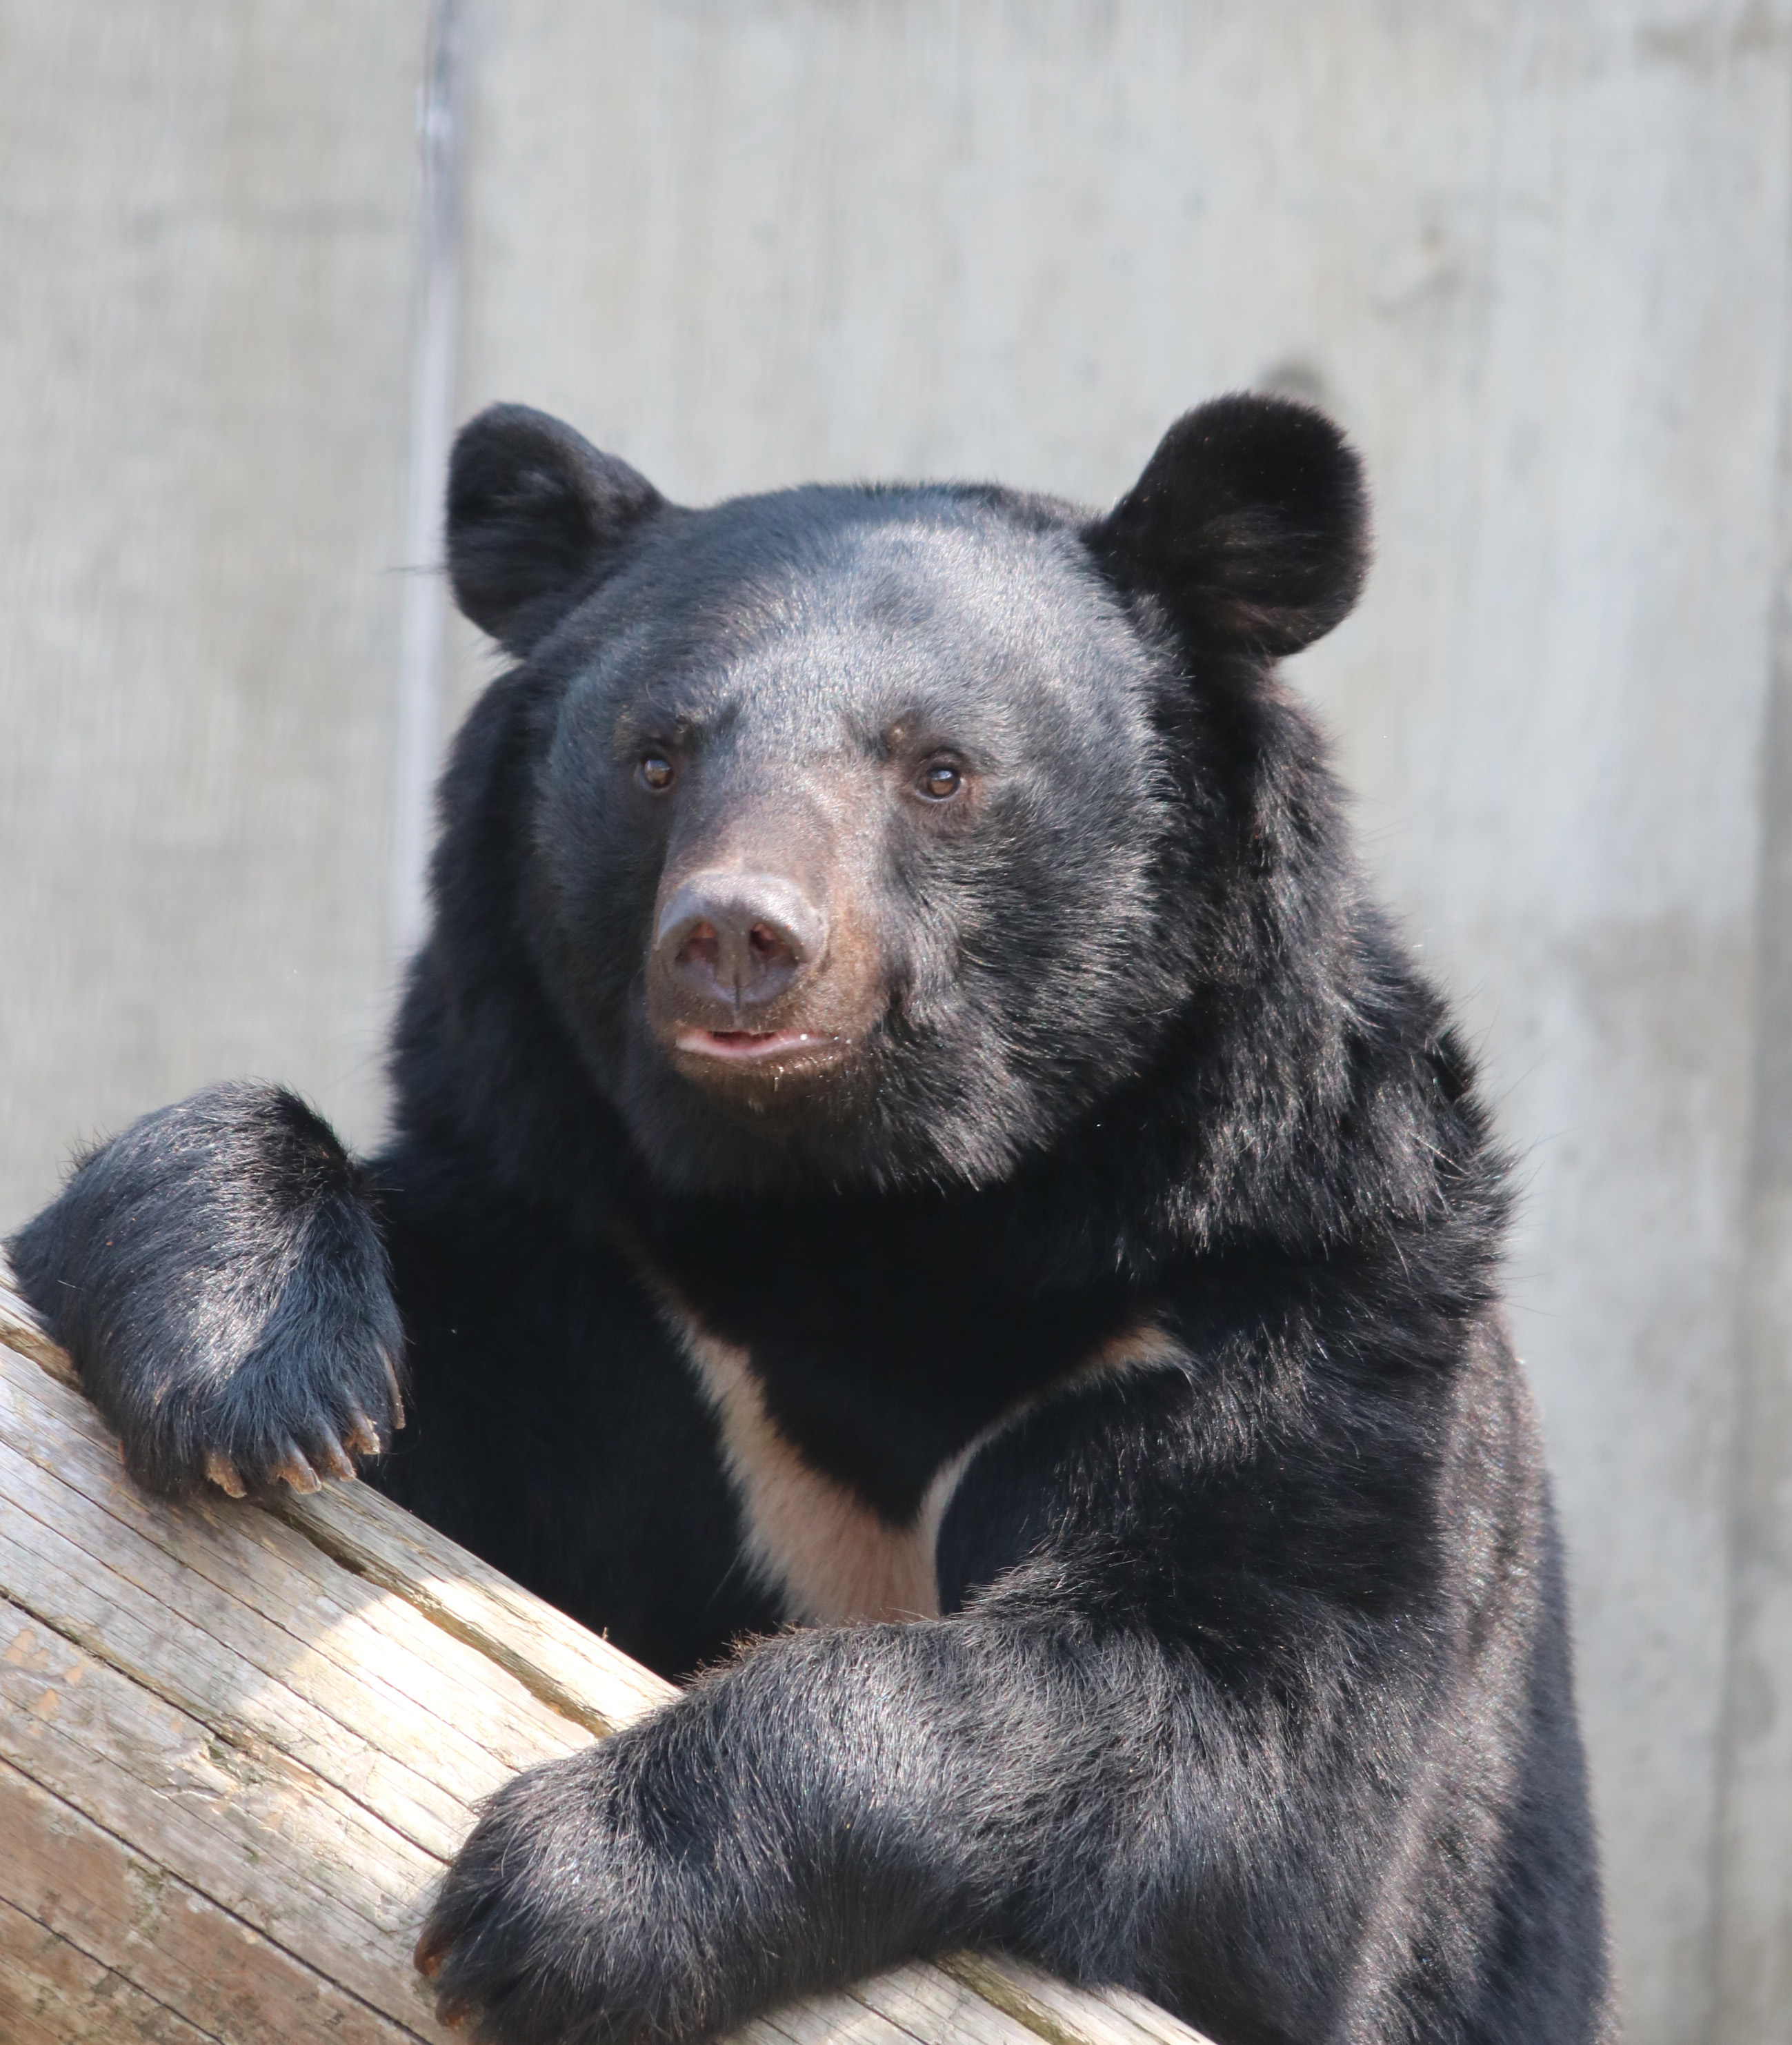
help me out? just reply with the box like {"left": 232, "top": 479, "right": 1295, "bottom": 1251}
{"left": 3, "top": 5, "right": 1789, "bottom": 2039}
{"left": 0, "top": 0, "right": 430, "bottom": 1180}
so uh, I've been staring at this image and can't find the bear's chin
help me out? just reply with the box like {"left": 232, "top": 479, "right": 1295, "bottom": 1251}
{"left": 612, "top": 1082, "right": 1062, "bottom": 1203}
{"left": 606, "top": 1031, "right": 890, "bottom": 1194}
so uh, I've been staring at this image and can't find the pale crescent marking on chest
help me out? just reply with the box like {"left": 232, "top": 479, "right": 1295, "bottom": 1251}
{"left": 652, "top": 1292, "right": 1186, "bottom": 1626}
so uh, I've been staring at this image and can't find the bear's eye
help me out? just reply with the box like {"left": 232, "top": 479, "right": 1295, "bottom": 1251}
{"left": 917, "top": 761, "right": 963, "bottom": 802}
{"left": 639, "top": 754, "right": 675, "bottom": 792}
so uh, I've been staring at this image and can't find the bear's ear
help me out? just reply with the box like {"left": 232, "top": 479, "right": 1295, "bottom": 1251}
{"left": 1088, "top": 393, "right": 1369, "bottom": 656}
{"left": 446, "top": 404, "right": 664, "bottom": 654}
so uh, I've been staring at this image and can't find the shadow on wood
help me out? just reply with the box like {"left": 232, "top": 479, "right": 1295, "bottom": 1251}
{"left": 0, "top": 1265, "right": 1211, "bottom": 2045}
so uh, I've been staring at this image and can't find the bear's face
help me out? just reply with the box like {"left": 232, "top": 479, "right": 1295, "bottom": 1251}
{"left": 530, "top": 495, "right": 1177, "bottom": 1191}
{"left": 444, "top": 399, "right": 1367, "bottom": 1194}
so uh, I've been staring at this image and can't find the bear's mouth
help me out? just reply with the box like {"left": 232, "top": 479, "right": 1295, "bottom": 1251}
{"left": 674, "top": 1027, "right": 833, "bottom": 1066}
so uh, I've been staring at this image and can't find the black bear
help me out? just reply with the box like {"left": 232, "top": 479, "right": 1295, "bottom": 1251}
{"left": 10, "top": 395, "right": 1615, "bottom": 2045}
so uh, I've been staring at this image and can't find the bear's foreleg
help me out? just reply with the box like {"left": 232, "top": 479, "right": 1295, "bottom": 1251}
{"left": 414, "top": 1563, "right": 1421, "bottom": 2045}
{"left": 416, "top": 1612, "right": 1179, "bottom": 2045}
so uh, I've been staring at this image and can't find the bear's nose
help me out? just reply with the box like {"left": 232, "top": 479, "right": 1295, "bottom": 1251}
{"left": 654, "top": 871, "right": 826, "bottom": 1015}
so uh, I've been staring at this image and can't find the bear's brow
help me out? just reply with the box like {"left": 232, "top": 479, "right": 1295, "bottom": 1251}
{"left": 609, "top": 700, "right": 719, "bottom": 754}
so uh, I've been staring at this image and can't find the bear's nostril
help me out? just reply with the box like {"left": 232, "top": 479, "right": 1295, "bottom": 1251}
{"left": 677, "top": 922, "right": 719, "bottom": 971}
{"left": 748, "top": 922, "right": 789, "bottom": 965}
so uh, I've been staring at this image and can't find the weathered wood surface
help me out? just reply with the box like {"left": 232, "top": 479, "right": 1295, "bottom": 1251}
{"left": 0, "top": 1264, "right": 1211, "bottom": 2045}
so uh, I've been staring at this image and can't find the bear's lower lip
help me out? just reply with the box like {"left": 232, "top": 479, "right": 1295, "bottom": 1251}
{"left": 675, "top": 1027, "right": 828, "bottom": 1065}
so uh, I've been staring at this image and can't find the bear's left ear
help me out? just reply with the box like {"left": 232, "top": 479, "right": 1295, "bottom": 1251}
{"left": 1088, "top": 393, "right": 1369, "bottom": 656}
{"left": 446, "top": 404, "right": 665, "bottom": 655}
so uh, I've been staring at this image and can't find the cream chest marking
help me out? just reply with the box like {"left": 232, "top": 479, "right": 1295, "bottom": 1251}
{"left": 656, "top": 1296, "right": 1186, "bottom": 1626}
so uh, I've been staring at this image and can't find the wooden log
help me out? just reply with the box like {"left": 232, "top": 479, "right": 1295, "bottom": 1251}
{"left": 0, "top": 1263, "right": 1211, "bottom": 2045}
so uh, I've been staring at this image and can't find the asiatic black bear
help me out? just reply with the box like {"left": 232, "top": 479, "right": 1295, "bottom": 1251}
{"left": 10, "top": 395, "right": 1613, "bottom": 2045}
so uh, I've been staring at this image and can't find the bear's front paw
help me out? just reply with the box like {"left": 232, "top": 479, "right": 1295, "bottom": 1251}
{"left": 186, "top": 1330, "right": 406, "bottom": 1502}
{"left": 417, "top": 1743, "right": 710, "bottom": 2045}
{"left": 7, "top": 1082, "right": 406, "bottom": 1498}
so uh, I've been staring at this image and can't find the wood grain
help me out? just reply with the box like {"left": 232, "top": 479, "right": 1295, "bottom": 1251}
{"left": 0, "top": 1267, "right": 1212, "bottom": 2045}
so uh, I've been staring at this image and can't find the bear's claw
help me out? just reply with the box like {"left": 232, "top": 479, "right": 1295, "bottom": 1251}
{"left": 381, "top": 1347, "right": 407, "bottom": 1430}
{"left": 344, "top": 1407, "right": 383, "bottom": 1457}
{"left": 313, "top": 1432, "right": 359, "bottom": 1481}
{"left": 203, "top": 1450, "right": 247, "bottom": 1499}
{"left": 273, "top": 1441, "right": 323, "bottom": 1493}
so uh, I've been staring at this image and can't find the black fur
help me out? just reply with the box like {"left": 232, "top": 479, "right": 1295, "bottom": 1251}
{"left": 10, "top": 393, "right": 1615, "bottom": 2045}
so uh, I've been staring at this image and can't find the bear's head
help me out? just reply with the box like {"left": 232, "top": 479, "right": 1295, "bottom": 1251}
{"left": 429, "top": 396, "right": 1368, "bottom": 1200}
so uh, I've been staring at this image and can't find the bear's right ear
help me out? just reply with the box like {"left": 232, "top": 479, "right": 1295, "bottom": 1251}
{"left": 1088, "top": 393, "right": 1369, "bottom": 657}
{"left": 446, "top": 404, "right": 664, "bottom": 655}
